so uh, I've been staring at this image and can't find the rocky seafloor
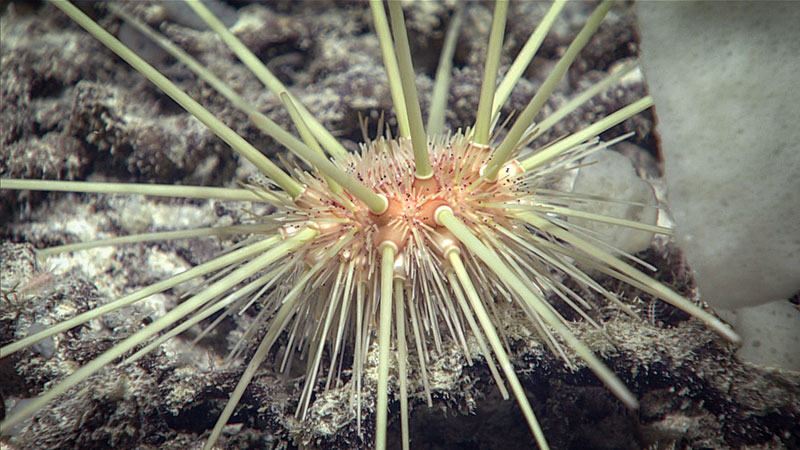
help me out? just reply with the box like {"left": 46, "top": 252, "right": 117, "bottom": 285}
{"left": 1, "top": 1, "right": 798, "bottom": 449}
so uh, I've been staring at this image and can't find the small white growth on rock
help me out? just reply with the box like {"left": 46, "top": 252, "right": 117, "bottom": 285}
{"left": 717, "top": 301, "right": 800, "bottom": 372}
{"left": 571, "top": 148, "right": 658, "bottom": 255}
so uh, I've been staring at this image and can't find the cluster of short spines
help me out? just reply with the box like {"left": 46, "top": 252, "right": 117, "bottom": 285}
{"left": 0, "top": 2, "right": 741, "bottom": 450}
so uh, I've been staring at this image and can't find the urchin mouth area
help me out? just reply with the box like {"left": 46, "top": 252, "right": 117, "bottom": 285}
{"left": 379, "top": 136, "right": 522, "bottom": 236}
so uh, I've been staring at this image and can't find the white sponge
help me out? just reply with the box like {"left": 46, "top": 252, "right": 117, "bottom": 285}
{"left": 636, "top": 1, "right": 800, "bottom": 309}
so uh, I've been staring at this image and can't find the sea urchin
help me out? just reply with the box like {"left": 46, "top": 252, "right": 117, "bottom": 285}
{"left": 1, "top": 1, "right": 740, "bottom": 449}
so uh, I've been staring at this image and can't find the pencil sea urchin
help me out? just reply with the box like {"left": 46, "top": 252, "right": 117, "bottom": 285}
{"left": 1, "top": 1, "right": 741, "bottom": 449}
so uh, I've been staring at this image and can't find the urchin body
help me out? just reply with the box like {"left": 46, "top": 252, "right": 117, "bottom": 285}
{"left": 292, "top": 135, "right": 526, "bottom": 274}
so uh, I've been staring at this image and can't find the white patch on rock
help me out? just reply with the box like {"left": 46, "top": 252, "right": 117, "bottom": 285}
{"left": 571, "top": 148, "right": 658, "bottom": 255}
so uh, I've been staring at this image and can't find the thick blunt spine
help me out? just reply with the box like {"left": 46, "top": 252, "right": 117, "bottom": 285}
{"left": 387, "top": 1, "right": 433, "bottom": 180}
{"left": 483, "top": 0, "right": 615, "bottom": 182}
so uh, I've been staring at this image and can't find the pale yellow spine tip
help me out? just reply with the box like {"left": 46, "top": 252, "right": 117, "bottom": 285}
{"left": 434, "top": 205, "right": 454, "bottom": 227}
